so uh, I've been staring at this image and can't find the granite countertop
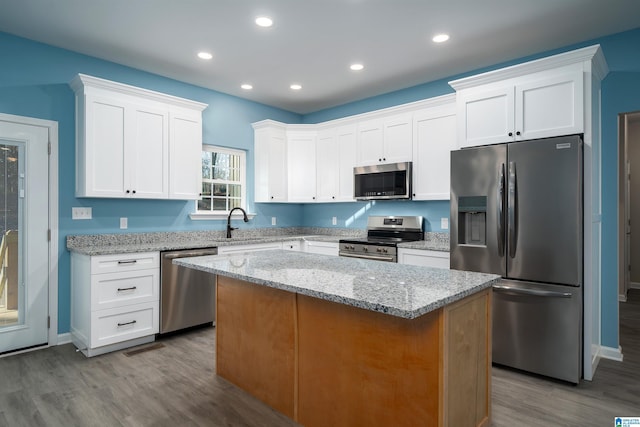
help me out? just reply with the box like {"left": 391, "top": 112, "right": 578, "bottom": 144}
{"left": 66, "top": 229, "right": 450, "bottom": 256}
{"left": 174, "top": 250, "right": 497, "bottom": 319}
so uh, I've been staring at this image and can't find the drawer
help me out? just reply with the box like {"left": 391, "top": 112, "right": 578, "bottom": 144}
{"left": 91, "top": 269, "right": 159, "bottom": 311}
{"left": 90, "top": 301, "right": 159, "bottom": 349}
{"left": 91, "top": 252, "right": 159, "bottom": 274}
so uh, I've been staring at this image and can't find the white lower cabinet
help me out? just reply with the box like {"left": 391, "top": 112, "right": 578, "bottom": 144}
{"left": 398, "top": 248, "right": 450, "bottom": 269}
{"left": 217, "top": 242, "right": 285, "bottom": 255}
{"left": 71, "top": 251, "right": 160, "bottom": 357}
{"left": 303, "top": 240, "right": 339, "bottom": 256}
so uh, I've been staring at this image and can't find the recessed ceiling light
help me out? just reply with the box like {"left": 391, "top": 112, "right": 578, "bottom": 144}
{"left": 290, "top": 84, "right": 302, "bottom": 90}
{"left": 350, "top": 63, "right": 364, "bottom": 71}
{"left": 197, "top": 52, "right": 213, "bottom": 60}
{"left": 241, "top": 84, "right": 253, "bottom": 90}
{"left": 255, "top": 16, "right": 273, "bottom": 27}
{"left": 432, "top": 34, "right": 450, "bottom": 43}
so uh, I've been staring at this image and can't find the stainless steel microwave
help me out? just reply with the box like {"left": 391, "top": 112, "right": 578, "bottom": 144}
{"left": 353, "top": 162, "right": 412, "bottom": 200}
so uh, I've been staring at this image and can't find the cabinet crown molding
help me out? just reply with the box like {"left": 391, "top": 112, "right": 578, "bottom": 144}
{"left": 449, "top": 44, "right": 608, "bottom": 91}
{"left": 70, "top": 74, "right": 208, "bottom": 112}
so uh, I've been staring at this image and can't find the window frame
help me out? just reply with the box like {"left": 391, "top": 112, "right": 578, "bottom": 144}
{"left": 190, "top": 144, "right": 252, "bottom": 220}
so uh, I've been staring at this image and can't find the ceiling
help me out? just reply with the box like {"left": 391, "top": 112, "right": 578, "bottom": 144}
{"left": 1, "top": 0, "right": 640, "bottom": 114}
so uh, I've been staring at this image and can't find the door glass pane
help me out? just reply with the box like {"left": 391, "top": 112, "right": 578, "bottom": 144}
{"left": 0, "top": 142, "right": 22, "bottom": 328}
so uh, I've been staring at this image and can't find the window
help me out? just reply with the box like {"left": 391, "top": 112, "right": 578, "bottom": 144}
{"left": 195, "top": 145, "right": 246, "bottom": 217}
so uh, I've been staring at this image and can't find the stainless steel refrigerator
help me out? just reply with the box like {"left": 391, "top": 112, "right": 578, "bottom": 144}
{"left": 450, "top": 134, "right": 583, "bottom": 384}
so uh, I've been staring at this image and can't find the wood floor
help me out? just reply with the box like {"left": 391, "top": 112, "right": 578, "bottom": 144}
{"left": 1, "top": 290, "right": 639, "bottom": 426}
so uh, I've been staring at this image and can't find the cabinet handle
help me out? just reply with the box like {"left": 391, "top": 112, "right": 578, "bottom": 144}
{"left": 332, "top": 196, "right": 335, "bottom": 199}
{"left": 383, "top": 158, "right": 386, "bottom": 161}
{"left": 126, "top": 190, "right": 130, "bottom": 194}
{"left": 132, "top": 190, "right": 136, "bottom": 194}
{"left": 508, "top": 132, "right": 513, "bottom": 137}
{"left": 312, "top": 196, "right": 315, "bottom": 200}
{"left": 117, "top": 259, "right": 138, "bottom": 265}
{"left": 516, "top": 131, "right": 521, "bottom": 136}
{"left": 117, "top": 286, "right": 137, "bottom": 292}
{"left": 378, "top": 158, "right": 382, "bottom": 162}
{"left": 117, "top": 320, "right": 137, "bottom": 327}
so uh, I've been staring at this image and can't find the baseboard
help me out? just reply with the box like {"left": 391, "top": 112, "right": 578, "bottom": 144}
{"left": 57, "top": 332, "right": 72, "bottom": 345}
{"left": 619, "top": 293, "right": 628, "bottom": 302}
{"left": 599, "top": 345, "right": 624, "bottom": 362}
{"left": 630, "top": 282, "right": 640, "bottom": 290}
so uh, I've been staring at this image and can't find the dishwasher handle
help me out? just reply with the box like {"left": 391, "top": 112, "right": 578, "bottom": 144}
{"left": 162, "top": 248, "right": 219, "bottom": 260}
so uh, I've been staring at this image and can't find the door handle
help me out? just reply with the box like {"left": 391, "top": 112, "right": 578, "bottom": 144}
{"left": 497, "top": 163, "right": 505, "bottom": 257}
{"left": 508, "top": 162, "right": 518, "bottom": 258}
{"left": 493, "top": 285, "right": 572, "bottom": 298}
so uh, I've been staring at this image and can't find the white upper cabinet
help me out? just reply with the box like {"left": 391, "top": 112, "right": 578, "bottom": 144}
{"left": 412, "top": 97, "right": 457, "bottom": 201}
{"left": 356, "top": 113, "right": 413, "bottom": 166}
{"left": 287, "top": 129, "right": 317, "bottom": 202}
{"left": 316, "top": 125, "right": 356, "bottom": 202}
{"left": 169, "top": 110, "right": 203, "bottom": 200}
{"left": 254, "top": 123, "right": 287, "bottom": 202}
{"left": 453, "top": 67, "right": 584, "bottom": 148}
{"left": 71, "top": 74, "right": 207, "bottom": 199}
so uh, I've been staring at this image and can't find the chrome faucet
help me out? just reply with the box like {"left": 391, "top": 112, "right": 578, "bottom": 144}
{"left": 226, "top": 207, "right": 249, "bottom": 238}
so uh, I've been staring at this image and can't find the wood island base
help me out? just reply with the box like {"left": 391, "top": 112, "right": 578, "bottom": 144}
{"left": 215, "top": 276, "right": 491, "bottom": 427}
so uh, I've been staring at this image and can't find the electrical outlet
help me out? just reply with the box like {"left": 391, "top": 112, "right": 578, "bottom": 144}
{"left": 332, "top": 216, "right": 337, "bottom": 225}
{"left": 120, "top": 217, "right": 128, "bottom": 229}
{"left": 441, "top": 218, "right": 449, "bottom": 230}
{"left": 72, "top": 207, "right": 92, "bottom": 220}
{"left": 271, "top": 217, "right": 277, "bottom": 226}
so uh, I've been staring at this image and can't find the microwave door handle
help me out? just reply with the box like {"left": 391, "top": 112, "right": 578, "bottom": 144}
{"left": 508, "top": 161, "right": 518, "bottom": 258}
{"left": 497, "top": 163, "right": 505, "bottom": 257}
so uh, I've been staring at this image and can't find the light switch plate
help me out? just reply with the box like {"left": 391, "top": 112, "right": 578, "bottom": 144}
{"left": 271, "top": 217, "right": 276, "bottom": 226}
{"left": 120, "top": 217, "right": 128, "bottom": 229}
{"left": 72, "top": 207, "right": 92, "bottom": 220}
{"left": 441, "top": 218, "right": 449, "bottom": 230}
{"left": 332, "top": 216, "right": 337, "bottom": 225}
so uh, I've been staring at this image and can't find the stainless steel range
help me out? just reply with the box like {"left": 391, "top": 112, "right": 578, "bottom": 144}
{"left": 339, "top": 216, "right": 424, "bottom": 262}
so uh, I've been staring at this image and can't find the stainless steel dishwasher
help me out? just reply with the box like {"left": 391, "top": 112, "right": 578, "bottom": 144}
{"left": 160, "top": 247, "right": 218, "bottom": 334}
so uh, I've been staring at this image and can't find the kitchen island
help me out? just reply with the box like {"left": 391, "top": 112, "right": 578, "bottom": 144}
{"left": 175, "top": 251, "right": 499, "bottom": 427}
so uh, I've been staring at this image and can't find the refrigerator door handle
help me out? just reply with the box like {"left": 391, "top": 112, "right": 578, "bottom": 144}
{"left": 497, "top": 163, "right": 505, "bottom": 257}
{"left": 493, "top": 285, "right": 572, "bottom": 298}
{"left": 508, "top": 161, "right": 518, "bottom": 258}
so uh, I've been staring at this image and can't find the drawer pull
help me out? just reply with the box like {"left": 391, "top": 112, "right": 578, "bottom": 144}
{"left": 117, "top": 259, "right": 138, "bottom": 265}
{"left": 117, "top": 320, "right": 137, "bottom": 327}
{"left": 117, "top": 286, "right": 137, "bottom": 292}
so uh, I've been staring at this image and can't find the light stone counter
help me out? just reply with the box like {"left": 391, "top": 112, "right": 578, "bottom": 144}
{"left": 174, "top": 250, "right": 498, "bottom": 319}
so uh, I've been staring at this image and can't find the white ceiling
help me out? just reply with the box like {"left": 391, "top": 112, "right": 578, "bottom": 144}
{"left": 1, "top": 0, "right": 640, "bottom": 114}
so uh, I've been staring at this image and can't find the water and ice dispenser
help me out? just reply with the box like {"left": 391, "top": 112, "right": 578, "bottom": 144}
{"left": 457, "top": 196, "right": 487, "bottom": 246}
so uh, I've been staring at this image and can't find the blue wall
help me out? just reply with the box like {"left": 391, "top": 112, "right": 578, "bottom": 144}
{"left": 0, "top": 32, "right": 303, "bottom": 333}
{"left": 301, "top": 27, "right": 640, "bottom": 351}
{"left": 2, "top": 26, "right": 640, "bottom": 348}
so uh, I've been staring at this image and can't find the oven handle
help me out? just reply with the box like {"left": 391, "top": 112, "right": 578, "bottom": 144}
{"left": 339, "top": 253, "right": 396, "bottom": 262}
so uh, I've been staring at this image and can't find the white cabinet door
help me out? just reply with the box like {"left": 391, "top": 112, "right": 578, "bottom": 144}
{"left": 82, "top": 94, "right": 127, "bottom": 197}
{"left": 316, "top": 129, "right": 339, "bottom": 202}
{"left": 287, "top": 131, "right": 317, "bottom": 202}
{"left": 254, "top": 126, "right": 287, "bottom": 202}
{"left": 169, "top": 111, "right": 202, "bottom": 200}
{"left": 304, "top": 241, "right": 339, "bottom": 256}
{"left": 356, "top": 118, "right": 384, "bottom": 166}
{"left": 413, "top": 106, "right": 457, "bottom": 200}
{"left": 127, "top": 104, "right": 168, "bottom": 199}
{"left": 336, "top": 125, "right": 357, "bottom": 202}
{"left": 383, "top": 113, "right": 413, "bottom": 164}
{"left": 457, "top": 86, "right": 514, "bottom": 148}
{"left": 217, "top": 242, "right": 284, "bottom": 254}
{"left": 357, "top": 115, "right": 413, "bottom": 166}
{"left": 398, "top": 248, "right": 450, "bottom": 269}
{"left": 516, "top": 71, "right": 584, "bottom": 141}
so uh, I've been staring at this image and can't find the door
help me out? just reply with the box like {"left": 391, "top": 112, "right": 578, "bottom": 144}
{"left": 316, "top": 129, "right": 339, "bottom": 202}
{"left": 169, "top": 111, "right": 201, "bottom": 200}
{"left": 457, "top": 86, "right": 515, "bottom": 148}
{"left": 336, "top": 125, "right": 356, "bottom": 201}
{"left": 382, "top": 113, "right": 413, "bottom": 164}
{"left": 506, "top": 135, "right": 582, "bottom": 285}
{"left": 0, "top": 121, "right": 49, "bottom": 353}
{"left": 450, "top": 144, "right": 507, "bottom": 276}
{"left": 492, "top": 279, "right": 582, "bottom": 383}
